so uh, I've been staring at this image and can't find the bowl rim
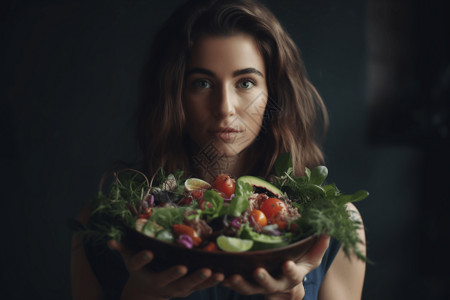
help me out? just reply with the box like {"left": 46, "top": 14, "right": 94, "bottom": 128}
{"left": 129, "top": 226, "right": 318, "bottom": 256}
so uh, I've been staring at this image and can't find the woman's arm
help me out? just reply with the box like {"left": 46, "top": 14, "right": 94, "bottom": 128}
{"left": 70, "top": 206, "right": 104, "bottom": 300}
{"left": 318, "top": 202, "right": 366, "bottom": 300}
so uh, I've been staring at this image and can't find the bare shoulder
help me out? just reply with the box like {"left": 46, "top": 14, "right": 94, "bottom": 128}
{"left": 318, "top": 203, "right": 366, "bottom": 300}
{"left": 346, "top": 202, "right": 365, "bottom": 230}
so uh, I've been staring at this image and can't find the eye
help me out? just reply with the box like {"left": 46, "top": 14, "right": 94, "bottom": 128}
{"left": 237, "top": 79, "right": 255, "bottom": 89}
{"left": 193, "top": 79, "right": 212, "bottom": 89}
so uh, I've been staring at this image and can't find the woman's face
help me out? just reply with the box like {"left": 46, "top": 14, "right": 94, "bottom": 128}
{"left": 183, "top": 34, "right": 268, "bottom": 158}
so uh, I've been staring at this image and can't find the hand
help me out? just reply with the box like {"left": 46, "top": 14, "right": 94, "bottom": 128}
{"left": 222, "top": 235, "right": 331, "bottom": 300}
{"left": 107, "top": 240, "right": 225, "bottom": 300}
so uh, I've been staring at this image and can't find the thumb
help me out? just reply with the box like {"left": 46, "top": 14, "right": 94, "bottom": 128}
{"left": 298, "top": 234, "right": 330, "bottom": 267}
{"left": 107, "top": 239, "right": 154, "bottom": 271}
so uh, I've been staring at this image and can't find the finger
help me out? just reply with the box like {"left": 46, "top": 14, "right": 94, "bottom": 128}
{"left": 252, "top": 261, "right": 308, "bottom": 294}
{"left": 127, "top": 250, "right": 154, "bottom": 271}
{"left": 107, "top": 239, "right": 134, "bottom": 258}
{"left": 223, "top": 274, "right": 265, "bottom": 295}
{"left": 212, "top": 272, "right": 225, "bottom": 282}
{"left": 252, "top": 268, "right": 282, "bottom": 294}
{"left": 297, "top": 234, "right": 330, "bottom": 267}
{"left": 281, "top": 261, "right": 304, "bottom": 287}
{"left": 192, "top": 272, "right": 224, "bottom": 291}
{"left": 107, "top": 239, "right": 122, "bottom": 251}
{"left": 176, "top": 268, "right": 212, "bottom": 289}
{"left": 159, "top": 268, "right": 212, "bottom": 298}
{"left": 108, "top": 240, "right": 153, "bottom": 271}
{"left": 107, "top": 239, "right": 133, "bottom": 267}
{"left": 154, "top": 265, "right": 188, "bottom": 288}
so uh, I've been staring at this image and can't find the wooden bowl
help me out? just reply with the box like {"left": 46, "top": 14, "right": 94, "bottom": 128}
{"left": 122, "top": 227, "right": 318, "bottom": 281}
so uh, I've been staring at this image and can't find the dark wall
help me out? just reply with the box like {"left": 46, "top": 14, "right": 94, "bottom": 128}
{"left": 2, "top": 0, "right": 449, "bottom": 299}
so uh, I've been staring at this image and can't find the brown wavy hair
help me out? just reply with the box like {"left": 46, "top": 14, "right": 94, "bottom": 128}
{"left": 136, "top": 0, "right": 328, "bottom": 177}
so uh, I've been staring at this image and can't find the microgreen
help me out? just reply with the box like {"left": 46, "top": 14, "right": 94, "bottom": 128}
{"left": 273, "top": 156, "right": 369, "bottom": 261}
{"left": 69, "top": 169, "right": 180, "bottom": 244}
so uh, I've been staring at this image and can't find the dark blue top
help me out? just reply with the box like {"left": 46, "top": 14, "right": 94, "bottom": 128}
{"left": 84, "top": 237, "right": 341, "bottom": 300}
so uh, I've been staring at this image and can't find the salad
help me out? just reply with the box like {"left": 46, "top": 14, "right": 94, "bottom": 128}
{"left": 135, "top": 173, "right": 300, "bottom": 252}
{"left": 72, "top": 155, "right": 368, "bottom": 260}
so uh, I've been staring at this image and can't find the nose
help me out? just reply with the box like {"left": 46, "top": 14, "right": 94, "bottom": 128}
{"left": 214, "top": 85, "right": 236, "bottom": 119}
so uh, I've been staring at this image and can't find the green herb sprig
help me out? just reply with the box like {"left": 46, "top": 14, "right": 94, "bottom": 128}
{"left": 273, "top": 153, "right": 369, "bottom": 260}
{"left": 69, "top": 169, "right": 156, "bottom": 244}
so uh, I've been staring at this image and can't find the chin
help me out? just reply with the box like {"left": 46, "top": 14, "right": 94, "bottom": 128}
{"left": 220, "top": 148, "right": 242, "bottom": 157}
{"left": 219, "top": 142, "right": 250, "bottom": 157}
{"left": 191, "top": 136, "right": 252, "bottom": 159}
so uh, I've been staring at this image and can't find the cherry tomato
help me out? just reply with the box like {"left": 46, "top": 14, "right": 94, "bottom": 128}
{"left": 202, "top": 242, "right": 218, "bottom": 252}
{"left": 260, "top": 198, "right": 287, "bottom": 219}
{"left": 178, "top": 196, "right": 193, "bottom": 206}
{"left": 249, "top": 209, "right": 267, "bottom": 227}
{"left": 191, "top": 189, "right": 204, "bottom": 199}
{"left": 172, "top": 224, "right": 202, "bottom": 246}
{"left": 269, "top": 218, "right": 287, "bottom": 230}
{"left": 211, "top": 174, "right": 236, "bottom": 198}
{"left": 138, "top": 208, "right": 152, "bottom": 219}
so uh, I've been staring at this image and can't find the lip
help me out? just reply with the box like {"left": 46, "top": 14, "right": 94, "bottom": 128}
{"left": 216, "top": 127, "right": 240, "bottom": 133}
{"left": 211, "top": 127, "right": 241, "bottom": 142}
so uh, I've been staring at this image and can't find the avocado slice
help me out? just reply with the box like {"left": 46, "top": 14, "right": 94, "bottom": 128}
{"left": 239, "top": 224, "right": 292, "bottom": 250}
{"left": 237, "top": 176, "right": 282, "bottom": 197}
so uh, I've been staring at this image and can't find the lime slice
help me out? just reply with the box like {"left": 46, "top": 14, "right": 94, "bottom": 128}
{"left": 217, "top": 235, "right": 254, "bottom": 252}
{"left": 185, "top": 178, "right": 211, "bottom": 191}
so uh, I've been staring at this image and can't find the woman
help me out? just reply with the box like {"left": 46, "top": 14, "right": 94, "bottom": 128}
{"left": 71, "top": 0, "right": 366, "bottom": 299}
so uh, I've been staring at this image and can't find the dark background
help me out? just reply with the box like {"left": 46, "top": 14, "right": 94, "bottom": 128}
{"left": 2, "top": 0, "right": 449, "bottom": 299}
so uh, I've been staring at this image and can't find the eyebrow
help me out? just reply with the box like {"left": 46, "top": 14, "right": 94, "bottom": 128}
{"left": 185, "top": 67, "right": 264, "bottom": 78}
{"left": 233, "top": 68, "right": 264, "bottom": 78}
